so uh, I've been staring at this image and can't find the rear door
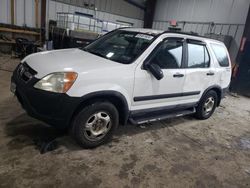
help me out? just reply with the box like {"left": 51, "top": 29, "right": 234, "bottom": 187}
{"left": 182, "top": 39, "right": 215, "bottom": 103}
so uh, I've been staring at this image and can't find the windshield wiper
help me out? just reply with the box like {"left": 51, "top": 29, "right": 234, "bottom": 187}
{"left": 84, "top": 49, "right": 107, "bottom": 59}
{"left": 90, "top": 51, "right": 106, "bottom": 58}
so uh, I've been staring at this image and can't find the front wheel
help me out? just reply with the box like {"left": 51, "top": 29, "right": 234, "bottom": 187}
{"left": 71, "top": 101, "right": 119, "bottom": 148}
{"left": 195, "top": 90, "right": 218, "bottom": 120}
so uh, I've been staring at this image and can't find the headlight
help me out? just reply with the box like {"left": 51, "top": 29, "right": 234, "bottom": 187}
{"left": 34, "top": 72, "right": 78, "bottom": 93}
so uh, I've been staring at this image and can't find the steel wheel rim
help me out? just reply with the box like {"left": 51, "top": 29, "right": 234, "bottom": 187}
{"left": 83, "top": 111, "right": 112, "bottom": 141}
{"left": 203, "top": 96, "right": 215, "bottom": 115}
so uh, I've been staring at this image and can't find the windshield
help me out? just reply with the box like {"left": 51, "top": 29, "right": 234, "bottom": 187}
{"left": 83, "top": 30, "right": 156, "bottom": 64}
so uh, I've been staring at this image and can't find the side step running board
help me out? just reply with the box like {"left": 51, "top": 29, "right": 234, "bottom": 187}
{"left": 129, "top": 107, "right": 196, "bottom": 125}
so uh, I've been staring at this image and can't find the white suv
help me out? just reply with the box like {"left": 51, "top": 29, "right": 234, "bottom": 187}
{"left": 11, "top": 28, "right": 231, "bottom": 148}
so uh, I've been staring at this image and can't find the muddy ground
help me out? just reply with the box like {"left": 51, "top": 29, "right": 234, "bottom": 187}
{"left": 0, "top": 54, "right": 250, "bottom": 188}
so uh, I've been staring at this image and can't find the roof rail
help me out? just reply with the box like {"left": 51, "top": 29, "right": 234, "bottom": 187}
{"left": 162, "top": 30, "right": 200, "bottom": 36}
{"left": 160, "top": 30, "right": 224, "bottom": 43}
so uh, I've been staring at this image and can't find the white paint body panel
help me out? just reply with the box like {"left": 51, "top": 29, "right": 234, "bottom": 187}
{"left": 23, "top": 30, "right": 231, "bottom": 111}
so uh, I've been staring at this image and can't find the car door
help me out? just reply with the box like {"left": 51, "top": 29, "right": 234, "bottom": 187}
{"left": 132, "top": 37, "right": 187, "bottom": 111}
{"left": 182, "top": 39, "right": 215, "bottom": 103}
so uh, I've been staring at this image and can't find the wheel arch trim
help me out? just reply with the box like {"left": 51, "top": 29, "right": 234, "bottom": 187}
{"left": 71, "top": 90, "right": 130, "bottom": 126}
{"left": 201, "top": 85, "right": 223, "bottom": 106}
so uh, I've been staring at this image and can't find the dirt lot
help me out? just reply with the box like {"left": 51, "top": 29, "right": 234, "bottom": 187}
{"left": 0, "top": 54, "right": 250, "bottom": 188}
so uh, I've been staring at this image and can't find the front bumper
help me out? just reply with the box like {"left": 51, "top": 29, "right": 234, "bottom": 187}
{"left": 11, "top": 63, "right": 80, "bottom": 129}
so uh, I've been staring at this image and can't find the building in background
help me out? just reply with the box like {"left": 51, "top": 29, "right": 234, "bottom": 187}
{"left": 0, "top": 0, "right": 249, "bottom": 62}
{"left": 152, "top": 0, "right": 250, "bottom": 61}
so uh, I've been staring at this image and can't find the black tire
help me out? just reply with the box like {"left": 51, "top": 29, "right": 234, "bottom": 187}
{"left": 71, "top": 101, "right": 119, "bottom": 148}
{"left": 195, "top": 90, "right": 218, "bottom": 120}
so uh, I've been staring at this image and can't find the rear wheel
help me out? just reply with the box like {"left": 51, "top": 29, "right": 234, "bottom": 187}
{"left": 71, "top": 101, "right": 119, "bottom": 148}
{"left": 195, "top": 90, "right": 218, "bottom": 120}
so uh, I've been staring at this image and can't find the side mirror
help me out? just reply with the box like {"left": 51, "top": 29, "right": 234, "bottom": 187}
{"left": 146, "top": 63, "right": 164, "bottom": 80}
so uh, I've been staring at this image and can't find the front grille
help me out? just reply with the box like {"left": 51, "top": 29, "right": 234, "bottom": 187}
{"left": 17, "top": 62, "right": 37, "bottom": 82}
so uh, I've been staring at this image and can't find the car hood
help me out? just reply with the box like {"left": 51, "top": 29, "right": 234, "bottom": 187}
{"left": 23, "top": 48, "right": 123, "bottom": 78}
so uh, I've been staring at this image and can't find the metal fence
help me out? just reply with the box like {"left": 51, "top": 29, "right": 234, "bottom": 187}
{"left": 56, "top": 12, "right": 130, "bottom": 34}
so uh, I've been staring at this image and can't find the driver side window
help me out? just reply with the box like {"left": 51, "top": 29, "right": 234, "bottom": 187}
{"left": 149, "top": 39, "right": 183, "bottom": 69}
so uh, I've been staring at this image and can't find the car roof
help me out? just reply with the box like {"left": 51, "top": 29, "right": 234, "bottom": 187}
{"left": 120, "top": 27, "right": 164, "bottom": 35}
{"left": 120, "top": 27, "right": 224, "bottom": 45}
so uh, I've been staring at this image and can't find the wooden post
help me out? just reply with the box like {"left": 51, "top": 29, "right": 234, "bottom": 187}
{"left": 41, "top": 0, "right": 46, "bottom": 44}
{"left": 10, "top": 0, "right": 15, "bottom": 48}
{"left": 11, "top": 0, "right": 15, "bottom": 25}
{"left": 35, "top": 0, "right": 39, "bottom": 28}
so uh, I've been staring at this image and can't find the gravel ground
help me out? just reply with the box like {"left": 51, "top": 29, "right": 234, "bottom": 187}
{"left": 0, "top": 54, "right": 250, "bottom": 188}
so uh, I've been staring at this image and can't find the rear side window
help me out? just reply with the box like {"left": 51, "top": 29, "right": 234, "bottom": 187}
{"left": 211, "top": 44, "right": 230, "bottom": 67}
{"left": 187, "top": 43, "right": 210, "bottom": 68}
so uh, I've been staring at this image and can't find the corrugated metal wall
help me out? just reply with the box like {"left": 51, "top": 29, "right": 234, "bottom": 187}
{"left": 1, "top": 0, "right": 248, "bottom": 60}
{"left": 53, "top": 0, "right": 144, "bottom": 20}
{"left": 154, "top": 0, "right": 249, "bottom": 24}
{"left": 0, "top": 0, "right": 41, "bottom": 28}
{"left": 46, "top": 0, "right": 144, "bottom": 28}
{"left": 153, "top": 0, "right": 250, "bottom": 60}
{"left": 0, "top": 0, "right": 10, "bottom": 24}
{"left": 0, "top": 0, "right": 143, "bottom": 30}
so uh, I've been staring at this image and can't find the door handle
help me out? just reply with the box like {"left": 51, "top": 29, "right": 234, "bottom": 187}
{"left": 173, "top": 73, "right": 184, "bottom": 78}
{"left": 206, "top": 72, "right": 215, "bottom": 76}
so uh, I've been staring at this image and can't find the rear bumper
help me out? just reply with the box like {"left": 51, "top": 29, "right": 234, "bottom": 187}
{"left": 11, "top": 64, "right": 80, "bottom": 129}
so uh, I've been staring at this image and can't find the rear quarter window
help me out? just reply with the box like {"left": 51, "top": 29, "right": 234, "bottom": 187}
{"left": 211, "top": 43, "right": 230, "bottom": 67}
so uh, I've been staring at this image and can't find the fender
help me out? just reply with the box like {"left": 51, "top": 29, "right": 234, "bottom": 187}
{"left": 72, "top": 90, "right": 130, "bottom": 125}
{"left": 200, "top": 85, "right": 223, "bottom": 106}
